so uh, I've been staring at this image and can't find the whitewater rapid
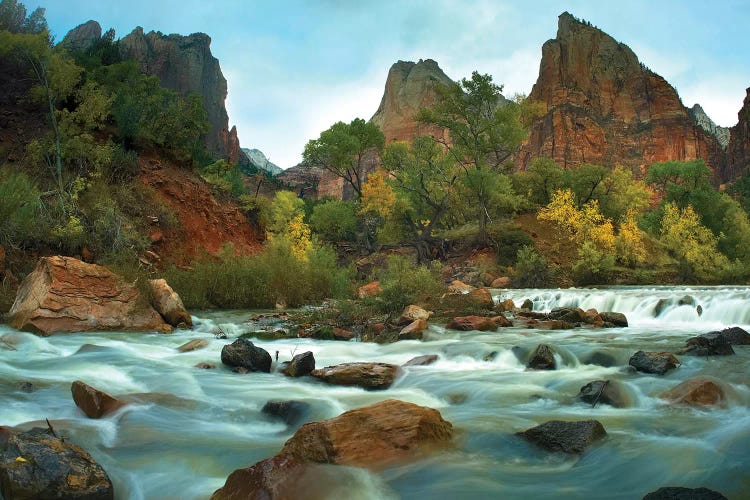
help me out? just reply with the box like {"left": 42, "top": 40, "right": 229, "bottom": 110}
{"left": 1, "top": 287, "right": 749, "bottom": 499}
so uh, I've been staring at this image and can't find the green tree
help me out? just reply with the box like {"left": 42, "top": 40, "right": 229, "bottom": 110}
{"left": 0, "top": 0, "right": 46, "bottom": 34}
{"left": 417, "top": 71, "right": 526, "bottom": 244}
{"left": 310, "top": 199, "right": 359, "bottom": 242}
{"left": 302, "top": 117, "right": 385, "bottom": 198}
{"left": 512, "top": 157, "right": 564, "bottom": 206}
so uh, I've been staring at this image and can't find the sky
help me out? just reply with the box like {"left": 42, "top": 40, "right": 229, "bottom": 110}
{"left": 30, "top": 0, "right": 750, "bottom": 169}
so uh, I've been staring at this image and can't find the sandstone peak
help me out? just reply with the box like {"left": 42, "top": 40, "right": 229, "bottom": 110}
{"left": 59, "top": 20, "right": 102, "bottom": 52}
{"left": 371, "top": 58, "right": 454, "bottom": 143}
{"left": 688, "top": 104, "right": 729, "bottom": 148}
{"left": 725, "top": 87, "right": 750, "bottom": 181}
{"left": 119, "top": 27, "right": 237, "bottom": 160}
{"left": 521, "top": 12, "right": 724, "bottom": 173}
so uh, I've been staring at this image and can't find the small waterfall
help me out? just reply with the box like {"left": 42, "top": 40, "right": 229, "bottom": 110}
{"left": 493, "top": 287, "right": 750, "bottom": 328}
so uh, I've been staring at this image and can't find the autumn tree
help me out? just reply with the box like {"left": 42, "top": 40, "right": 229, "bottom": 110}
{"left": 302, "top": 118, "right": 385, "bottom": 198}
{"left": 417, "top": 72, "right": 527, "bottom": 244}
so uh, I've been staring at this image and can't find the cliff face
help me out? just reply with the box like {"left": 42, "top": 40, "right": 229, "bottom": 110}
{"left": 371, "top": 59, "right": 454, "bottom": 144}
{"left": 689, "top": 104, "right": 730, "bottom": 148}
{"left": 59, "top": 20, "right": 101, "bottom": 52}
{"left": 119, "top": 27, "right": 238, "bottom": 160}
{"left": 521, "top": 12, "right": 724, "bottom": 175}
{"left": 725, "top": 88, "right": 750, "bottom": 181}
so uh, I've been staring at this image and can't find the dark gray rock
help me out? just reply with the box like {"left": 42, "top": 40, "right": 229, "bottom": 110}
{"left": 403, "top": 354, "right": 439, "bottom": 367}
{"left": 527, "top": 344, "right": 556, "bottom": 370}
{"left": 282, "top": 352, "right": 315, "bottom": 377}
{"left": 583, "top": 350, "right": 619, "bottom": 367}
{"left": 682, "top": 332, "right": 735, "bottom": 356}
{"left": 261, "top": 400, "right": 311, "bottom": 426}
{"left": 0, "top": 427, "right": 114, "bottom": 499}
{"left": 548, "top": 307, "right": 584, "bottom": 324}
{"left": 577, "top": 380, "right": 630, "bottom": 407}
{"left": 221, "top": 338, "right": 272, "bottom": 373}
{"left": 710, "top": 326, "right": 750, "bottom": 345}
{"left": 642, "top": 486, "right": 728, "bottom": 500}
{"left": 521, "top": 299, "right": 534, "bottom": 310}
{"left": 629, "top": 351, "right": 680, "bottom": 375}
{"left": 517, "top": 420, "right": 606, "bottom": 454}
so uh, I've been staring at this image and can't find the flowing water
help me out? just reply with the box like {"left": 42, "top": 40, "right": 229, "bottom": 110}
{"left": 1, "top": 286, "right": 749, "bottom": 499}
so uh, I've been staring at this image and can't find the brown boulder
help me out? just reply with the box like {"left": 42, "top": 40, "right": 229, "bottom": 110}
{"left": 527, "top": 344, "right": 557, "bottom": 370}
{"left": 467, "top": 288, "right": 494, "bottom": 308}
{"left": 495, "top": 298, "right": 516, "bottom": 312}
{"left": 397, "top": 305, "right": 432, "bottom": 325}
{"left": 661, "top": 377, "right": 726, "bottom": 407}
{"left": 403, "top": 354, "right": 439, "bottom": 366}
{"left": 357, "top": 281, "right": 382, "bottom": 298}
{"left": 8, "top": 256, "right": 169, "bottom": 335}
{"left": 398, "top": 319, "right": 428, "bottom": 340}
{"left": 310, "top": 362, "right": 400, "bottom": 390}
{"left": 149, "top": 279, "right": 192, "bottom": 328}
{"left": 280, "top": 399, "right": 453, "bottom": 468}
{"left": 446, "top": 315, "right": 511, "bottom": 331}
{"left": 177, "top": 339, "right": 208, "bottom": 352}
{"left": 0, "top": 427, "right": 114, "bottom": 499}
{"left": 210, "top": 454, "right": 321, "bottom": 500}
{"left": 490, "top": 277, "right": 512, "bottom": 288}
{"left": 71, "top": 381, "right": 127, "bottom": 419}
{"left": 331, "top": 327, "right": 354, "bottom": 341}
{"left": 448, "top": 280, "right": 474, "bottom": 293}
{"left": 537, "top": 320, "right": 574, "bottom": 330}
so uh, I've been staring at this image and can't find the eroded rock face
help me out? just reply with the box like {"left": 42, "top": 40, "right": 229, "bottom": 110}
{"left": 280, "top": 399, "right": 453, "bottom": 468}
{"left": 59, "top": 20, "right": 102, "bottom": 52}
{"left": 725, "top": 88, "right": 750, "bottom": 182}
{"left": 310, "top": 362, "right": 400, "bottom": 390}
{"left": 518, "top": 419, "right": 606, "bottom": 454}
{"left": 0, "top": 427, "right": 114, "bottom": 499}
{"left": 689, "top": 104, "right": 730, "bottom": 148}
{"left": 629, "top": 351, "right": 680, "bottom": 375}
{"left": 149, "top": 279, "right": 192, "bottom": 328}
{"left": 8, "top": 256, "right": 168, "bottom": 335}
{"left": 119, "top": 28, "right": 235, "bottom": 159}
{"left": 371, "top": 59, "right": 454, "bottom": 144}
{"left": 71, "top": 381, "right": 127, "bottom": 419}
{"left": 520, "top": 12, "right": 724, "bottom": 174}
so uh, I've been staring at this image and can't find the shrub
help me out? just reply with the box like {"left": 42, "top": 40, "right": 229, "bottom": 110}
{"left": 513, "top": 245, "right": 556, "bottom": 288}
{"left": 310, "top": 199, "right": 358, "bottom": 242}
{"left": 493, "top": 226, "right": 534, "bottom": 266}
{"left": 366, "top": 255, "right": 444, "bottom": 314}
{"left": 0, "top": 168, "right": 44, "bottom": 249}
{"left": 572, "top": 240, "right": 615, "bottom": 285}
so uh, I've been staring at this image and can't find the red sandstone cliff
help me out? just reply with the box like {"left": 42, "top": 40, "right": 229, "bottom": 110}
{"left": 725, "top": 88, "right": 750, "bottom": 182}
{"left": 520, "top": 12, "right": 724, "bottom": 174}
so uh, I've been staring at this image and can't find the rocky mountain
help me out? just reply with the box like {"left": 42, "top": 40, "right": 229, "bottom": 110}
{"left": 119, "top": 27, "right": 240, "bottom": 162}
{"left": 725, "top": 88, "right": 750, "bottom": 182}
{"left": 59, "top": 20, "right": 101, "bottom": 52}
{"left": 688, "top": 104, "right": 730, "bottom": 148}
{"left": 241, "top": 148, "right": 283, "bottom": 176}
{"left": 371, "top": 59, "right": 454, "bottom": 144}
{"left": 519, "top": 12, "right": 725, "bottom": 175}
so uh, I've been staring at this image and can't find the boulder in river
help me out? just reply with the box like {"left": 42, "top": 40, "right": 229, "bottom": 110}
{"left": 517, "top": 419, "right": 606, "bottom": 454}
{"left": 629, "top": 351, "right": 680, "bottom": 375}
{"left": 262, "top": 400, "right": 312, "bottom": 426}
{"left": 681, "top": 332, "right": 735, "bottom": 356}
{"left": 527, "top": 344, "right": 556, "bottom": 370}
{"left": 220, "top": 338, "right": 272, "bottom": 373}
{"left": 210, "top": 454, "right": 318, "bottom": 500}
{"left": 548, "top": 307, "right": 585, "bottom": 324}
{"left": 149, "top": 278, "right": 192, "bottom": 328}
{"left": 467, "top": 288, "right": 494, "bottom": 308}
{"left": 577, "top": 380, "right": 631, "bottom": 408}
{"left": 537, "top": 320, "right": 574, "bottom": 330}
{"left": 397, "top": 305, "right": 432, "bottom": 325}
{"left": 495, "top": 298, "right": 516, "bottom": 312}
{"left": 0, "top": 427, "right": 114, "bottom": 499}
{"left": 521, "top": 299, "right": 534, "bottom": 310}
{"left": 282, "top": 351, "right": 315, "bottom": 377}
{"left": 280, "top": 399, "right": 453, "bottom": 467}
{"left": 599, "top": 311, "right": 628, "bottom": 327}
{"left": 71, "top": 380, "right": 127, "bottom": 419}
{"left": 446, "top": 315, "right": 511, "bottom": 331}
{"left": 398, "top": 319, "right": 428, "bottom": 340}
{"left": 177, "top": 339, "right": 208, "bottom": 352}
{"left": 310, "top": 362, "right": 400, "bottom": 390}
{"left": 583, "top": 350, "right": 619, "bottom": 367}
{"left": 642, "top": 486, "right": 728, "bottom": 500}
{"left": 403, "top": 354, "right": 439, "bottom": 367}
{"left": 8, "top": 256, "right": 169, "bottom": 335}
{"left": 712, "top": 326, "right": 750, "bottom": 345}
{"left": 660, "top": 377, "right": 726, "bottom": 407}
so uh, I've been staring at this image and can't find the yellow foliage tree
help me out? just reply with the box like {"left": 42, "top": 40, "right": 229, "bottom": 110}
{"left": 360, "top": 170, "right": 395, "bottom": 218}
{"left": 538, "top": 189, "right": 614, "bottom": 251}
{"left": 286, "top": 213, "right": 313, "bottom": 262}
{"left": 615, "top": 210, "right": 647, "bottom": 266}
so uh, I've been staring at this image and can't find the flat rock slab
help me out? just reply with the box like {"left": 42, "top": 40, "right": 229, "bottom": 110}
{"left": 518, "top": 419, "right": 606, "bottom": 454}
{"left": 311, "top": 362, "right": 400, "bottom": 390}
{"left": 0, "top": 427, "right": 114, "bottom": 499}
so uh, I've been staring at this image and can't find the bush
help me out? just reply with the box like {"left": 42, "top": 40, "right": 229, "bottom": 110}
{"left": 0, "top": 168, "right": 44, "bottom": 249}
{"left": 310, "top": 199, "right": 358, "bottom": 242}
{"left": 366, "top": 255, "right": 444, "bottom": 314}
{"left": 572, "top": 240, "right": 615, "bottom": 285}
{"left": 513, "top": 245, "right": 556, "bottom": 288}
{"left": 493, "top": 226, "right": 534, "bottom": 265}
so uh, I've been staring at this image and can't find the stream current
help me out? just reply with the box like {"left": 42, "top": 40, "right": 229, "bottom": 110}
{"left": 1, "top": 286, "right": 749, "bottom": 499}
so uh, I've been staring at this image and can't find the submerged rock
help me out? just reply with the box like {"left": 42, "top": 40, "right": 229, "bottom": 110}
{"left": 642, "top": 487, "right": 728, "bottom": 500}
{"left": 8, "top": 256, "right": 168, "bottom": 335}
{"left": 629, "top": 351, "right": 680, "bottom": 375}
{"left": 149, "top": 278, "right": 192, "bottom": 328}
{"left": 446, "top": 315, "right": 511, "bottom": 331}
{"left": 661, "top": 377, "right": 726, "bottom": 407}
{"left": 0, "top": 427, "right": 114, "bottom": 499}
{"left": 577, "top": 380, "right": 630, "bottom": 408}
{"left": 583, "top": 350, "right": 619, "bottom": 367}
{"left": 517, "top": 419, "right": 606, "bottom": 454}
{"left": 177, "top": 339, "right": 208, "bottom": 352}
{"left": 262, "top": 400, "right": 312, "bottom": 426}
{"left": 527, "top": 344, "right": 556, "bottom": 370}
{"left": 403, "top": 354, "right": 439, "bottom": 366}
{"left": 310, "top": 362, "right": 400, "bottom": 390}
{"left": 282, "top": 351, "right": 315, "bottom": 377}
{"left": 220, "top": 338, "right": 272, "bottom": 373}
{"left": 681, "top": 332, "right": 735, "bottom": 356}
{"left": 71, "top": 380, "right": 127, "bottom": 419}
{"left": 713, "top": 326, "right": 750, "bottom": 345}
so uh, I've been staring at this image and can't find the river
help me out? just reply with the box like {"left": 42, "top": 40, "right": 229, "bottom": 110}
{"left": 1, "top": 286, "right": 749, "bottom": 499}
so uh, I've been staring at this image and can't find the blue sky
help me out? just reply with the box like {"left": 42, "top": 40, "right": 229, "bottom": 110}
{"left": 31, "top": 0, "right": 750, "bottom": 168}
